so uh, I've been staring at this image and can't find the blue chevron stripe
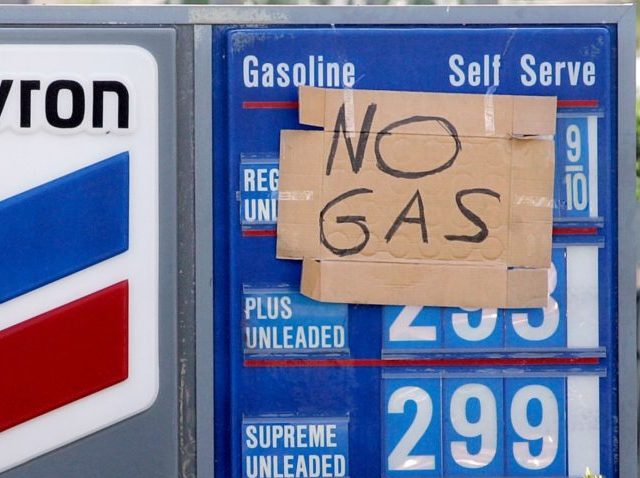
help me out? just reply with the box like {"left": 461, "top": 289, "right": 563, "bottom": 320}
{"left": 0, "top": 152, "right": 129, "bottom": 303}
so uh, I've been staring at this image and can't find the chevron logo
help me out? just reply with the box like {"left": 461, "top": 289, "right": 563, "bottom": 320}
{"left": 0, "top": 44, "right": 159, "bottom": 472}
{"left": 0, "top": 152, "right": 130, "bottom": 432}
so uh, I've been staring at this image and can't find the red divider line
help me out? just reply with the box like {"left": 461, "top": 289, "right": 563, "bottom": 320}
{"left": 553, "top": 226, "right": 598, "bottom": 235}
{"left": 557, "top": 99, "right": 599, "bottom": 108}
{"left": 243, "top": 229, "right": 277, "bottom": 237}
{"left": 0, "top": 281, "right": 128, "bottom": 432}
{"left": 243, "top": 101, "right": 299, "bottom": 109}
{"left": 245, "top": 357, "right": 599, "bottom": 368}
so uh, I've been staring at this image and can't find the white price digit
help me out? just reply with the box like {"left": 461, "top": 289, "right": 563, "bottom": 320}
{"left": 565, "top": 172, "right": 588, "bottom": 211}
{"left": 512, "top": 262, "right": 559, "bottom": 341}
{"left": 450, "top": 384, "right": 497, "bottom": 468}
{"left": 510, "top": 385, "right": 559, "bottom": 469}
{"left": 390, "top": 306, "right": 436, "bottom": 342}
{"left": 564, "top": 124, "right": 588, "bottom": 211}
{"left": 566, "top": 124, "right": 581, "bottom": 162}
{"left": 388, "top": 386, "right": 436, "bottom": 471}
{"left": 451, "top": 308, "right": 497, "bottom": 341}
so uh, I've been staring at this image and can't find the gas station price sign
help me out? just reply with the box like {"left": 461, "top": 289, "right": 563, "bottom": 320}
{"left": 0, "top": 5, "right": 632, "bottom": 478}
{"left": 211, "top": 15, "right": 635, "bottom": 478}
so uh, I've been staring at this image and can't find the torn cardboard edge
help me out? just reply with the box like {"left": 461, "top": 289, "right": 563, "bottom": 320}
{"left": 301, "top": 258, "right": 549, "bottom": 309}
{"left": 277, "top": 87, "right": 556, "bottom": 309}
{"left": 299, "top": 85, "right": 557, "bottom": 137}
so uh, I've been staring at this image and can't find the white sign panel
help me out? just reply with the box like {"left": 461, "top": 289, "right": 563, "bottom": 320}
{"left": 0, "top": 45, "right": 159, "bottom": 472}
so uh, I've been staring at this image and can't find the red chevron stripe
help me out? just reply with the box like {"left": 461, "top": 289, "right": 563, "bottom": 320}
{"left": 0, "top": 281, "right": 129, "bottom": 432}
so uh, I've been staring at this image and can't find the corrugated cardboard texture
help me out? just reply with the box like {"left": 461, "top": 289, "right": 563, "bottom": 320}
{"left": 278, "top": 87, "right": 556, "bottom": 308}
{"left": 301, "top": 259, "right": 549, "bottom": 309}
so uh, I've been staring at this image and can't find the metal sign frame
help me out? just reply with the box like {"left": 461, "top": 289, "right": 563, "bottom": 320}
{"left": 0, "top": 26, "right": 177, "bottom": 478}
{"left": 0, "top": 5, "right": 633, "bottom": 478}
{"left": 193, "top": 5, "right": 636, "bottom": 478}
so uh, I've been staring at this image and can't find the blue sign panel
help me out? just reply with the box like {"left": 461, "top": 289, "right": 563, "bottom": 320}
{"left": 383, "top": 249, "right": 571, "bottom": 353}
{"left": 383, "top": 306, "right": 443, "bottom": 352}
{"left": 505, "top": 248, "right": 568, "bottom": 349}
{"left": 443, "top": 378, "right": 504, "bottom": 476}
{"left": 383, "top": 374, "right": 575, "bottom": 478}
{"left": 243, "top": 287, "right": 349, "bottom": 356}
{"left": 554, "top": 113, "right": 601, "bottom": 219}
{"left": 242, "top": 417, "right": 350, "bottom": 478}
{"left": 239, "top": 157, "right": 279, "bottom": 233}
{"left": 505, "top": 378, "right": 567, "bottom": 476}
{"left": 442, "top": 308, "right": 504, "bottom": 350}
{"left": 384, "top": 376, "right": 442, "bottom": 477}
{"left": 213, "top": 25, "right": 615, "bottom": 478}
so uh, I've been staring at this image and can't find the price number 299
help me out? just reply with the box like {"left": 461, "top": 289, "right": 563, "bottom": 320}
{"left": 384, "top": 377, "right": 566, "bottom": 477}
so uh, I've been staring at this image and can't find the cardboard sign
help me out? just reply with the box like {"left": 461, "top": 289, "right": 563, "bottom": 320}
{"left": 277, "top": 87, "right": 556, "bottom": 308}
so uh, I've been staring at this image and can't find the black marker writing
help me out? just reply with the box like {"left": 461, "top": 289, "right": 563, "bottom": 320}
{"left": 385, "top": 190, "right": 428, "bottom": 243}
{"left": 375, "top": 116, "right": 462, "bottom": 179}
{"left": 445, "top": 188, "right": 501, "bottom": 243}
{"left": 325, "top": 102, "right": 377, "bottom": 175}
{"left": 319, "top": 188, "right": 373, "bottom": 257}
